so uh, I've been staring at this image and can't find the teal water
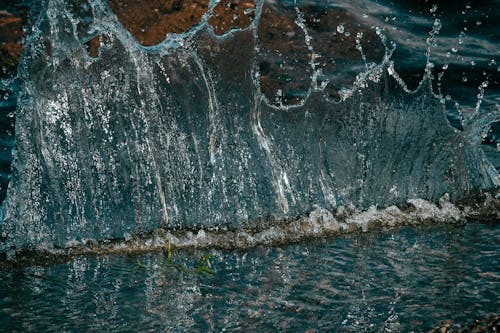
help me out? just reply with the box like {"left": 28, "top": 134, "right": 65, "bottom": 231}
{"left": 1, "top": 221, "right": 498, "bottom": 332}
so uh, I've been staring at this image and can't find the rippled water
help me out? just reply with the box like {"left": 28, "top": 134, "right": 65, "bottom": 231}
{"left": 1, "top": 221, "right": 498, "bottom": 332}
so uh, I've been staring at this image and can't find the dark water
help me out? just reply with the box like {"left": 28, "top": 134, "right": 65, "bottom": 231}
{"left": 1, "top": 222, "right": 499, "bottom": 332}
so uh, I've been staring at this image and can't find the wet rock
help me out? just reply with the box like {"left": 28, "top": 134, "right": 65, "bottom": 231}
{"left": 107, "top": 0, "right": 385, "bottom": 104}
{"left": 0, "top": 10, "right": 25, "bottom": 72}
{"left": 257, "top": 3, "right": 311, "bottom": 105}
{"left": 0, "top": 42, "right": 21, "bottom": 71}
{"left": 85, "top": 35, "right": 109, "bottom": 58}
{"left": 257, "top": 2, "right": 385, "bottom": 105}
{"left": 429, "top": 314, "right": 500, "bottom": 333}
{"left": 208, "top": 0, "right": 256, "bottom": 35}
{"left": 108, "top": 0, "right": 209, "bottom": 46}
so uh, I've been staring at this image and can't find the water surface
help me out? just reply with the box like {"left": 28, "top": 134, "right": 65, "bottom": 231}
{"left": 1, "top": 221, "right": 498, "bottom": 332}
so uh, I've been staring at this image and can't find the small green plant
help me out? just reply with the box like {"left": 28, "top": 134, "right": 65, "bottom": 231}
{"left": 132, "top": 240, "right": 215, "bottom": 276}
{"left": 195, "top": 254, "right": 213, "bottom": 275}
{"left": 162, "top": 239, "right": 215, "bottom": 276}
{"left": 167, "top": 239, "right": 173, "bottom": 264}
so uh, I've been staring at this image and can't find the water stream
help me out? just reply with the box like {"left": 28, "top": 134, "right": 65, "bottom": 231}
{"left": 0, "top": 0, "right": 498, "bottom": 253}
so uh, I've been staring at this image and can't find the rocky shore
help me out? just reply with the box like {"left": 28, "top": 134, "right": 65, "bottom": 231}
{"left": 0, "top": 4, "right": 26, "bottom": 74}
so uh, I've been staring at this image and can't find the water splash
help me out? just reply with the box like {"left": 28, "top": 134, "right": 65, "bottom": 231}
{"left": 0, "top": 0, "right": 498, "bottom": 252}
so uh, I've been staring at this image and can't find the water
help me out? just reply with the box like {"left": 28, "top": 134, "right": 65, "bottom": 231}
{"left": 0, "top": 0, "right": 499, "bottom": 330}
{"left": 1, "top": 222, "right": 499, "bottom": 331}
{"left": 0, "top": 0, "right": 498, "bottom": 252}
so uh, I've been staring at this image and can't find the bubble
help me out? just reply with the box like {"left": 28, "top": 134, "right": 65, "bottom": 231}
{"left": 458, "top": 32, "right": 466, "bottom": 45}
{"left": 336, "top": 25, "right": 345, "bottom": 34}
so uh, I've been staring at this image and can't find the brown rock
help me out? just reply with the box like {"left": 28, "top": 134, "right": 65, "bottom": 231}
{"left": 85, "top": 35, "right": 109, "bottom": 58}
{"left": 257, "top": 3, "right": 311, "bottom": 105}
{"left": 208, "top": 0, "right": 256, "bottom": 35}
{"left": 0, "top": 11, "right": 25, "bottom": 71}
{"left": 0, "top": 42, "right": 22, "bottom": 69}
{"left": 256, "top": 3, "right": 384, "bottom": 104}
{"left": 108, "top": 0, "right": 209, "bottom": 46}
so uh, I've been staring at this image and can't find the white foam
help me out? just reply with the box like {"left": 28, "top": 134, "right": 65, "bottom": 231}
{"left": 20, "top": 193, "right": 492, "bottom": 259}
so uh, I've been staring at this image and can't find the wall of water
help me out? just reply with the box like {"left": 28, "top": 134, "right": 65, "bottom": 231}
{"left": 0, "top": 0, "right": 498, "bottom": 250}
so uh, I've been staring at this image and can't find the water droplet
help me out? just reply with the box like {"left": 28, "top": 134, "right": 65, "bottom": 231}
{"left": 442, "top": 64, "right": 449, "bottom": 70}
{"left": 462, "top": 77, "right": 468, "bottom": 82}
{"left": 470, "top": 61, "right": 476, "bottom": 66}
{"left": 452, "top": 48, "right": 458, "bottom": 53}
{"left": 362, "top": 13, "right": 368, "bottom": 18}
{"left": 476, "top": 21, "right": 482, "bottom": 25}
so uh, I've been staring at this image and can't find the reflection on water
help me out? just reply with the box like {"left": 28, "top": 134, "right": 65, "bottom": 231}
{"left": 1, "top": 221, "right": 498, "bottom": 332}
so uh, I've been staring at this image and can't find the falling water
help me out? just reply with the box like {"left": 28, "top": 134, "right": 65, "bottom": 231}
{"left": 0, "top": 0, "right": 498, "bottom": 252}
